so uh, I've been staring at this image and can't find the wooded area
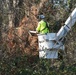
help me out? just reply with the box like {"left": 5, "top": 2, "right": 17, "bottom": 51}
{"left": 0, "top": 0, "right": 76, "bottom": 75}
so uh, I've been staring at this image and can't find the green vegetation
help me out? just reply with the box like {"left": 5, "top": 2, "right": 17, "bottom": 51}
{"left": 0, "top": 53, "right": 76, "bottom": 75}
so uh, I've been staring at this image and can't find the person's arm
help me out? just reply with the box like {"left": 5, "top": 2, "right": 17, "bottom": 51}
{"left": 36, "top": 22, "right": 41, "bottom": 32}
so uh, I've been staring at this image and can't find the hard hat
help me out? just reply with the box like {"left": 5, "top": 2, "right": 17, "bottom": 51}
{"left": 39, "top": 15, "right": 45, "bottom": 19}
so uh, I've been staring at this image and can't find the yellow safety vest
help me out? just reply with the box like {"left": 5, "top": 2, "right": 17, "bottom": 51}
{"left": 36, "top": 20, "right": 49, "bottom": 34}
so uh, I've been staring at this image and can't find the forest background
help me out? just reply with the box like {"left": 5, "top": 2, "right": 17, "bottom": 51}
{"left": 0, "top": 0, "right": 76, "bottom": 75}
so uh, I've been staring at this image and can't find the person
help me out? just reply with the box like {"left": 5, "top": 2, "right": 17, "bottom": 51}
{"left": 36, "top": 14, "right": 49, "bottom": 34}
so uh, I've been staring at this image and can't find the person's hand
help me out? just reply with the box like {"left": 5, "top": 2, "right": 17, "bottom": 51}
{"left": 36, "top": 31, "right": 39, "bottom": 34}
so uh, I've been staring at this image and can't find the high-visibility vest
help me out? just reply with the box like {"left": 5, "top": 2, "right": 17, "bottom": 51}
{"left": 36, "top": 20, "right": 49, "bottom": 34}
